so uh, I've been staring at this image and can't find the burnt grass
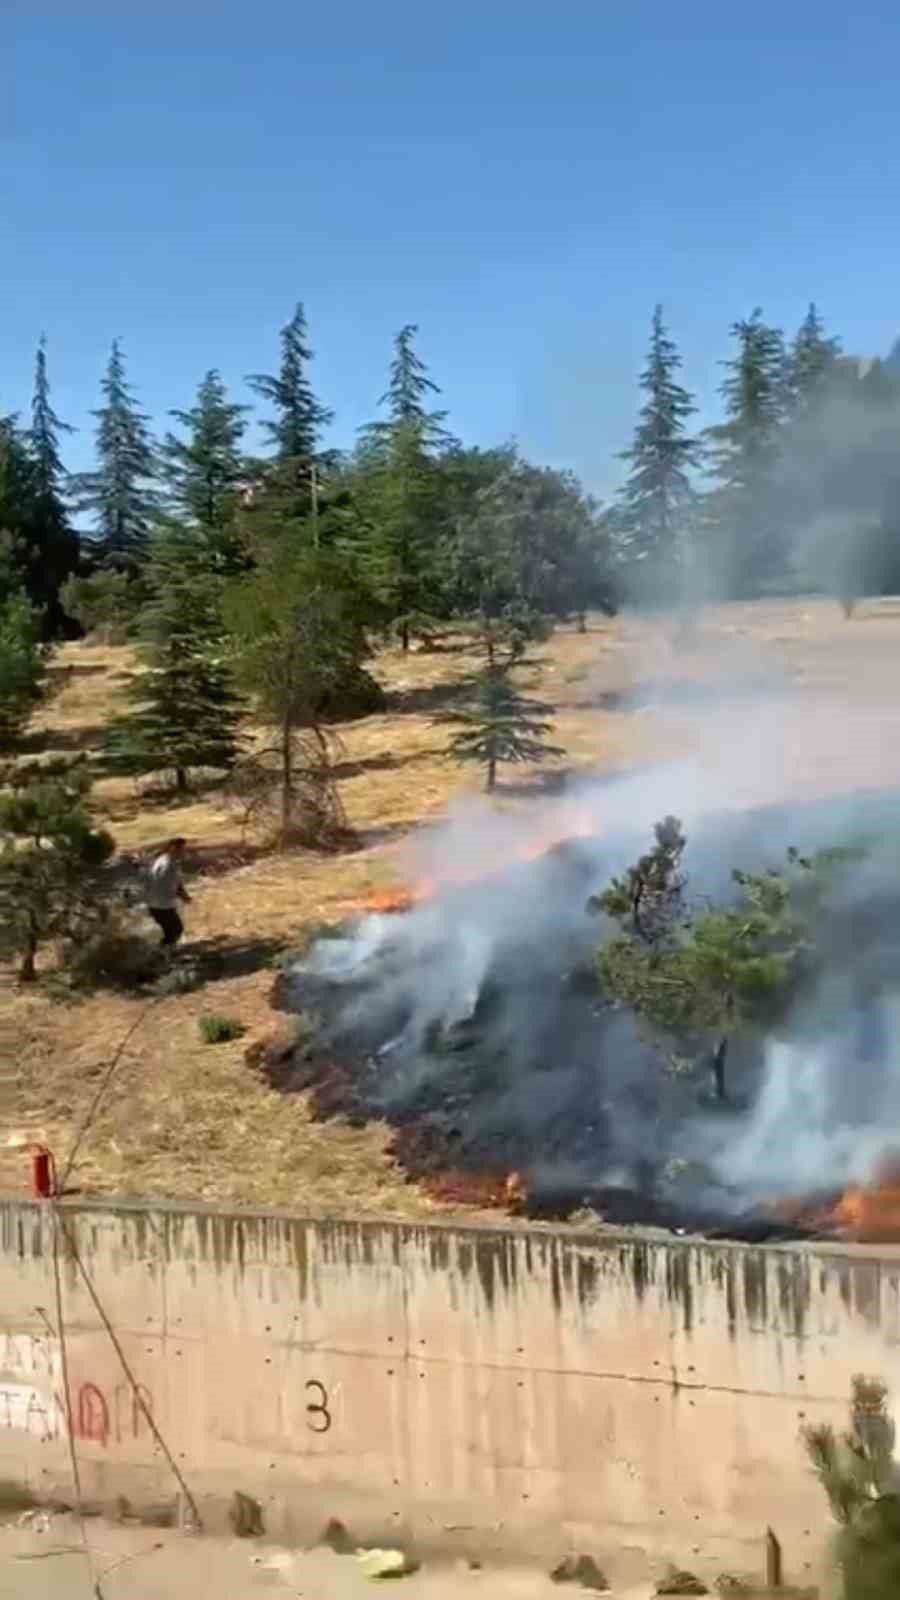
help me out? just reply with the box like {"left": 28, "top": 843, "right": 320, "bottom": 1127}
{"left": 258, "top": 925, "right": 819, "bottom": 1244}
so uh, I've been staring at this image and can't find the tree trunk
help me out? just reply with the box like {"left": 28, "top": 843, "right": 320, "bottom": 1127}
{"left": 486, "top": 757, "right": 497, "bottom": 792}
{"left": 281, "top": 716, "right": 293, "bottom": 845}
{"left": 20, "top": 929, "right": 37, "bottom": 983}
{"left": 175, "top": 766, "right": 188, "bottom": 795}
{"left": 712, "top": 1035, "right": 728, "bottom": 1100}
{"left": 400, "top": 619, "right": 410, "bottom": 652}
{"left": 576, "top": 611, "right": 587, "bottom": 634}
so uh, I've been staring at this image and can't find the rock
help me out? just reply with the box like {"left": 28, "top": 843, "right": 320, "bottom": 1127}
{"left": 550, "top": 1554, "right": 610, "bottom": 1590}
{"left": 251, "top": 1548, "right": 297, "bottom": 1575}
{"left": 356, "top": 1546, "right": 418, "bottom": 1580}
{"left": 657, "top": 1573, "right": 709, "bottom": 1596}
{"left": 320, "top": 1517, "right": 355, "bottom": 1555}
{"left": 229, "top": 1490, "right": 264, "bottom": 1538}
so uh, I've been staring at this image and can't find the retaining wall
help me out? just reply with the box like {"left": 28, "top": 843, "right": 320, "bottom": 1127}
{"left": 2, "top": 1197, "right": 897, "bottom": 1587}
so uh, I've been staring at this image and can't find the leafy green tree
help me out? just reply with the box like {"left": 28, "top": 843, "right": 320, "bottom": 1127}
{"left": 224, "top": 538, "right": 371, "bottom": 843}
{"left": 446, "top": 448, "right": 616, "bottom": 638}
{"left": 617, "top": 306, "right": 699, "bottom": 595}
{"left": 104, "top": 521, "right": 243, "bottom": 792}
{"left": 163, "top": 370, "right": 248, "bottom": 562}
{"left": 703, "top": 309, "right": 788, "bottom": 596}
{"left": 72, "top": 340, "right": 159, "bottom": 567}
{"left": 356, "top": 325, "right": 451, "bottom": 650}
{"left": 0, "top": 761, "right": 114, "bottom": 981}
{"left": 438, "top": 667, "right": 564, "bottom": 792}
{"left": 804, "top": 1375, "right": 900, "bottom": 1600}
{"left": 247, "top": 302, "right": 333, "bottom": 503}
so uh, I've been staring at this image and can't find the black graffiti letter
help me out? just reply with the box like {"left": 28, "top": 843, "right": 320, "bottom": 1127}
{"left": 304, "top": 1379, "right": 331, "bottom": 1434}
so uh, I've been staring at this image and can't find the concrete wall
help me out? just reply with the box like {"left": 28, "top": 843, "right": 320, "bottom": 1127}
{"left": 1, "top": 1198, "right": 897, "bottom": 1587}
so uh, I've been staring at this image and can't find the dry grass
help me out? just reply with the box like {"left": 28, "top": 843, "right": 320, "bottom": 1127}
{"left": 3, "top": 598, "right": 900, "bottom": 1214}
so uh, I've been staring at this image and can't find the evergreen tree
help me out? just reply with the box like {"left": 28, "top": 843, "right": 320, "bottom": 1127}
{"left": 72, "top": 340, "right": 158, "bottom": 567}
{"left": 104, "top": 521, "right": 243, "bottom": 793}
{"left": 703, "top": 309, "right": 788, "bottom": 596}
{"left": 592, "top": 819, "right": 841, "bottom": 1099}
{"left": 25, "top": 336, "right": 76, "bottom": 624}
{"left": 617, "top": 306, "right": 698, "bottom": 593}
{"left": 0, "top": 536, "right": 49, "bottom": 749}
{"left": 356, "top": 325, "right": 452, "bottom": 649}
{"left": 438, "top": 668, "right": 564, "bottom": 792}
{"left": 804, "top": 1376, "right": 900, "bottom": 1600}
{"left": 0, "top": 760, "right": 114, "bottom": 982}
{"left": 247, "top": 302, "right": 333, "bottom": 498}
{"left": 29, "top": 336, "right": 74, "bottom": 503}
{"left": 786, "top": 303, "right": 841, "bottom": 417}
{"left": 163, "top": 370, "right": 248, "bottom": 557}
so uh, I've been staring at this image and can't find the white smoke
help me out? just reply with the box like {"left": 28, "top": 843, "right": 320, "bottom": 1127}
{"left": 292, "top": 607, "right": 900, "bottom": 1219}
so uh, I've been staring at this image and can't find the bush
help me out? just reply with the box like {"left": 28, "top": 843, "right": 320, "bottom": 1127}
{"left": 65, "top": 912, "right": 164, "bottom": 991}
{"left": 198, "top": 1013, "right": 245, "bottom": 1044}
{"left": 0, "top": 587, "right": 48, "bottom": 749}
{"left": 60, "top": 569, "right": 145, "bottom": 642}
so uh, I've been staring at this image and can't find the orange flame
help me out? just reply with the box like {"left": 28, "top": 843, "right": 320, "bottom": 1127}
{"left": 348, "top": 802, "right": 599, "bottom": 918}
{"left": 830, "top": 1155, "right": 900, "bottom": 1243}
{"left": 775, "top": 1153, "right": 900, "bottom": 1243}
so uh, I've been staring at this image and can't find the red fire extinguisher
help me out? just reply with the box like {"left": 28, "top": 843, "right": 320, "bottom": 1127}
{"left": 30, "top": 1145, "right": 57, "bottom": 1200}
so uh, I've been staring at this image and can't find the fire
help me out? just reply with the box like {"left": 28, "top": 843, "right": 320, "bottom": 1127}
{"left": 831, "top": 1155, "right": 900, "bottom": 1243}
{"left": 348, "top": 800, "right": 599, "bottom": 917}
{"left": 775, "top": 1153, "right": 900, "bottom": 1244}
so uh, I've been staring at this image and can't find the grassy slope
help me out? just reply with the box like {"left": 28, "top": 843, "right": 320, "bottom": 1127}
{"left": 2, "top": 599, "right": 899, "bottom": 1214}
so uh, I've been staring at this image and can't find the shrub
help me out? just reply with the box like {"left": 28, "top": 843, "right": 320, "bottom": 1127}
{"left": 65, "top": 912, "right": 164, "bottom": 991}
{"left": 60, "top": 569, "right": 145, "bottom": 642}
{"left": 198, "top": 1013, "right": 245, "bottom": 1045}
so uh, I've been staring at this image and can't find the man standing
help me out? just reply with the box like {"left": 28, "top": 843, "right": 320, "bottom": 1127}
{"left": 146, "top": 837, "right": 191, "bottom": 948}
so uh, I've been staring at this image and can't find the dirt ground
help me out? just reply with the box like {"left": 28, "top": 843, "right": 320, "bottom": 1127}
{"left": 4, "top": 596, "right": 900, "bottom": 1216}
{"left": 0, "top": 1516, "right": 668, "bottom": 1600}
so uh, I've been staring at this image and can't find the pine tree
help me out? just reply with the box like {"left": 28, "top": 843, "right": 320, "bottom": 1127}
{"left": 0, "top": 536, "right": 48, "bottom": 748}
{"left": 356, "top": 326, "right": 453, "bottom": 650}
{"left": 29, "top": 336, "right": 74, "bottom": 503}
{"left": 247, "top": 302, "right": 333, "bottom": 498}
{"left": 163, "top": 370, "right": 248, "bottom": 558}
{"left": 73, "top": 340, "right": 158, "bottom": 567}
{"left": 0, "top": 760, "right": 114, "bottom": 982}
{"left": 438, "top": 668, "right": 564, "bottom": 792}
{"left": 17, "top": 340, "right": 79, "bottom": 629}
{"left": 104, "top": 521, "right": 243, "bottom": 793}
{"left": 617, "top": 306, "right": 698, "bottom": 591}
{"left": 703, "top": 309, "right": 787, "bottom": 596}
{"left": 804, "top": 1376, "right": 900, "bottom": 1600}
{"left": 786, "top": 303, "right": 841, "bottom": 417}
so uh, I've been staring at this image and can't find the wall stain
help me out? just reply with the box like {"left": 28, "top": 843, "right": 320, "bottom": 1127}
{"left": 628, "top": 1242, "right": 651, "bottom": 1303}
{"left": 576, "top": 1252, "right": 599, "bottom": 1307}
{"left": 849, "top": 1260, "right": 881, "bottom": 1326}
{"left": 742, "top": 1253, "right": 768, "bottom": 1328}
{"left": 665, "top": 1247, "right": 693, "bottom": 1333}
{"left": 775, "top": 1256, "right": 810, "bottom": 1340}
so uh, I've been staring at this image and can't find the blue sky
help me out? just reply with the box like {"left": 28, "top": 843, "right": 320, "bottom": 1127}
{"left": 7, "top": 1, "right": 900, "bottom": 497}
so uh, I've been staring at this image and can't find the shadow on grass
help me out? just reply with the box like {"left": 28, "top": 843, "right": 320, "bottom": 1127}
{"left": 331, "top": 748, "right": 439, "bottom": 780}
{"left": 383, "top": 676, "right": 478, "bottom": 716}
{"left": 17, "top": 723, "right": 108, "bottom": 756}
{"left": 178, "top": 934, "right": 287, "bottom": 984}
